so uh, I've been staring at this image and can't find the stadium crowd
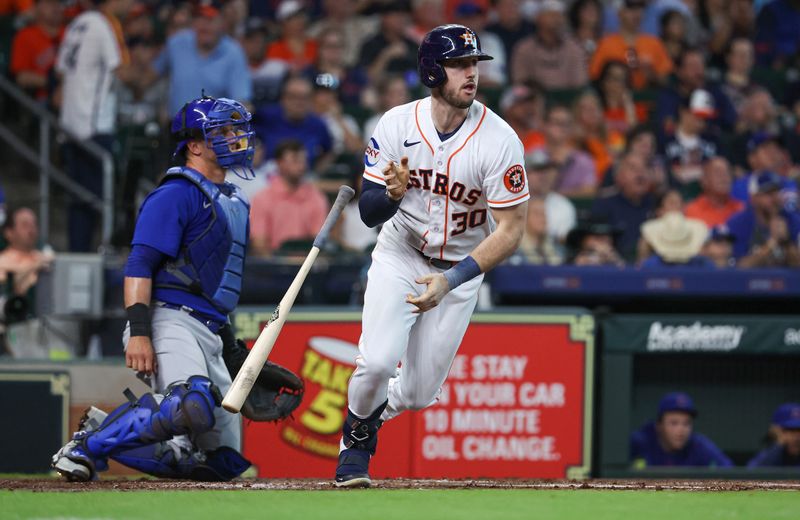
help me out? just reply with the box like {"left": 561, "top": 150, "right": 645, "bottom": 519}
{"left": 3, "top": 0, "right": 800, "bottom": 267}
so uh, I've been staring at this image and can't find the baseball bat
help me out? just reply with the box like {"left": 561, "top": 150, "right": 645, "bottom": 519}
{"left": 222, "top": 185, "right": 356, "bottom": 413}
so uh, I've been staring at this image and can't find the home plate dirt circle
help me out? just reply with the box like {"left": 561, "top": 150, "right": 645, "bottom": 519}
{"left": 2, "top": 479, "right": 799, "bottom": 492}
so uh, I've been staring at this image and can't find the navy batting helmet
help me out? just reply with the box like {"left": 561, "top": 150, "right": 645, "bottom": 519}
{"left": 172, "top": 95, "right": 255, "bottom": 179}
{"left": 418, "top": 24, "right": 493, "bottom": 88}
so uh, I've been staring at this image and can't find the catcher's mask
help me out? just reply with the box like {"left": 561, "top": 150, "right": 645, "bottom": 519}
{"left": 171, "top": 95, "right": 256, "bottom": 180}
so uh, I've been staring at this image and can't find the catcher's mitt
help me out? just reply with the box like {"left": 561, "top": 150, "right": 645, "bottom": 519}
{"left": 221, "top": 335, "right": 304, "bottom": 422}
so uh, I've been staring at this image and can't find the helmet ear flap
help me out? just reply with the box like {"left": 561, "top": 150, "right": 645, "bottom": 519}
{"left": 420, "top": 56, "right": 445, "bottom": 88}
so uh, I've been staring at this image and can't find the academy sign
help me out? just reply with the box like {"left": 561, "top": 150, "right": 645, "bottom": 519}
{"left": 647, "top": 321, "right": 746, "bottom": 352}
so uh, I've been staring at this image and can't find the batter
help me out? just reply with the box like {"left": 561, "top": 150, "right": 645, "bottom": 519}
{"left": 335, "top": 24, "right": 529, "bottom": 487}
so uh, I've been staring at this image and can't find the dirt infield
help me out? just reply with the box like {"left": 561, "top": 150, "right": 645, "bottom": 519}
{"left": 2, "top": 478, "right": 799, "bottom": 492}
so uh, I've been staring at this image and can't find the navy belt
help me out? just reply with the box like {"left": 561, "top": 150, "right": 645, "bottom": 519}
{"left": 155, "top": 301, "right": 225, "bottom": 333}
{"left": 416, "top": 249, "right": 458, "bottom": 270}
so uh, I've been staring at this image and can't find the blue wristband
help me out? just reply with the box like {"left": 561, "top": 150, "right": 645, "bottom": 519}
{"left": 443, "top": 255, "right": 482, "bottom": 290}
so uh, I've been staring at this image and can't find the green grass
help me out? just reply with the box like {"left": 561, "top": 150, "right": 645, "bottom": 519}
{"left": 1, "top": 489, "right": 798, "bottom": 520}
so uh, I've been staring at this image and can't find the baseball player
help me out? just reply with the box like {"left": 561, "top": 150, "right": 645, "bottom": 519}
{"left": 335, "top": 24, "right": 529, "bottom": 487}
{"left": 630, "top": 392, "right": 732, "bottom": 467}
{"left": 51, "top": 95, "right": 303, "bottom": 481}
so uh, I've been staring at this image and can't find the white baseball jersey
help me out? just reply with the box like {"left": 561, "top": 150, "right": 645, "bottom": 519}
{"left": 363, "top": 97, "right": 530, "bottom": 261}
{"left": 56, "top": 11, "right": 122, "bottom": 140}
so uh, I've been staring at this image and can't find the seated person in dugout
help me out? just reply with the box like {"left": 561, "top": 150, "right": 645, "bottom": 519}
{"left": 748, "top": 403, "right": 800, "bottom": 468}
{"left": 630, "top": 391, "right": 732, "bottom": 467}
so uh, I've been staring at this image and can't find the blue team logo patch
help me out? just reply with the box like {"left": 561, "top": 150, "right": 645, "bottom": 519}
{"left": 365, "top": 138, "right": 380, "bottom": 167}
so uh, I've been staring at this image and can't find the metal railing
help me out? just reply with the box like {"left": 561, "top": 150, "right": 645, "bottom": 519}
{"left": 0, "top": 74, "right": 113, "bottom": 249}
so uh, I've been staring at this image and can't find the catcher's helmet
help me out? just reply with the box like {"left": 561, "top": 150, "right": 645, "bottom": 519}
{"left": 418, "top": 24, "right": 493, "bottom": 88}
{"left": 172, "top": 95, "right": 256, "bottom": 180}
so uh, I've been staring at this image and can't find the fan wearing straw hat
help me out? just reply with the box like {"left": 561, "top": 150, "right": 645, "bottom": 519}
{"left": 639, "top": 211, "right": 713, "bottom": 268}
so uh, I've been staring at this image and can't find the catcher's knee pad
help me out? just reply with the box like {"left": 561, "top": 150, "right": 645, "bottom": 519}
{"left": 342, "top": 400, "right": 387, "bottom": 455}
{"left": 147, "top": 375, "right": 222, "bottom": 441}
{"left": 111, "top": 439, "right": 250, "bottom": 481}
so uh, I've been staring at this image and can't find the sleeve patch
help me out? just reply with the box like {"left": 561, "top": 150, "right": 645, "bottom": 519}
{"left": 503, "top": 164, "right": 526, "bottom": 194}
{"left": 364, "top": 137, "right": 380, "bottom": 167}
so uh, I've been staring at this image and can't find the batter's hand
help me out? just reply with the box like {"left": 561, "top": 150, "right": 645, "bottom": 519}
{"left": 384, "top": 156, "right": 410, "bottom": 201}
{"left": 407, "top": 273, "right": 450, "bottom": 313}
{"left": 126, "top": 336, "right": 157, "bottom": 376}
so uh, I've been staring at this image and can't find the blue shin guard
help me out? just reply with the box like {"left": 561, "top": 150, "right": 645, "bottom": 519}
{"left": 112, "top": 441, "right": 250, "bottom": 481}
{"left": 52, "top": 376, "right": 222, "bottom": 481}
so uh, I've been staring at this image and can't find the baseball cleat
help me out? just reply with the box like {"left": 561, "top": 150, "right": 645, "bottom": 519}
{"left": 51, "top": 440, "right": 95, "bottom": 482}
{"left": 334, "top": 475, "right": 372, "bottom": 488}
{"left": 334, "top": 448, "right": 372, "bottom": 488}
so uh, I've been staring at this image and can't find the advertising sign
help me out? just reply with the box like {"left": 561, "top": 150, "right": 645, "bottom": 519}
{"left": 234, "top": 310, "right": 593, "bottom": 479}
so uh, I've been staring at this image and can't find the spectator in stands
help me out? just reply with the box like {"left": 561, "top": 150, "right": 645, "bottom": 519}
{"left": 363, "top": 74, "right": 411, "bottom": 141}
{"left": 56, "top": 0, "right": 132, "bottom": 252}
{"left": 220, "top": 0, "right": 247, "bottom": 37}
{"left": 485, "top": 0, "right": 534, "bottom": 69}
{"left": 500, "top": 84, "right": 544, "bottom": 153}
{"left": 595, "top": 60, "right": 641, "bottom": 138}
{"left": 511, "top": 0, "right": 587, "bottom": 90}
{"left": 728, "top": 171, "right": 800, "bottom": 267}
{"left": 154, "top": 3, "right": 252, "bottom": 116}
{"left": 616, "top": 125, "right": 668, "bottom": 194}
{"left": 572, "top": 90, "right": 620, "bottom": 184}
{"left": 253, "top": 75, "right": 332, "bottom": 168}
{"left": 565, "top": 218, "right": 625, "bottom": 267}
{"left": 699, "top": 0, "right": 755, "bottom": 69}
{"left": 748, "top": 403, "right": 800, "bottom": 467}
{"left": 568, "top": 0, "right": 603, "bottom": 58}
{"left": 453, "top": 1, "right": 506, "bottom": 88}
{"left": 640, "top": 211, "right": 712, "bottom": 268}
{"left": 124, "top": 2, "right": 155, "bottom": 41}
{"left": 631, "top": 392, "right": 733, "bottom": 468}
{"left": 266, "top": 0, "right": 317, "bottom": 72}
{"left": 303, "top": 27, "right": 368, "bottom": 109}
{"left": 591, "top": 153, "right": 656, "bottom": 260}
{"left": 659, "top": 9, "right": 689, "bottom": 66}
{"left": 701, "top": 224, "right": 736, "bottom": 268}
{"left": 543, "top": 105, "right": 597, "bottom": 197}
{"left": 754, "top": 0, "right": 800, "bottom": 69}
{"left": 243, "top": 18, "right": 286, "bottom": 107}
{"left": 0, "top": 207, "right": 53, "bottom": 298}
{"left": 662, "top": 89, "right": 719, "bottom": 196}
{"left": 526, "top": 149, "right": 576, "bottom": 242}
{"left": 311, "top": 74, "right": 363, "bottom": 157}
{"left": 685, "top": 157, "right": 744, "bottom": 228}
{"left": 249, "top": 140, "right": 329, "bottom": 257}
{"left": 409, "top": 0, "right": 445, "bottom": 43}
{"left": 516, "top": 197, "right": 564, "bottom": 266}
{"left": 0, "top": 0, "right": 32, "bottom": 18}
{"left": 266, "top": 0, "right": 318, "bottom": 73}
{"left": 590, "top": 0, "right": 673, "bottom": 90}
{"left": 10, "top": 0, "right": 63, "bottom": 103}
{"left": 164, "top": 1, "right": 193, "bottom": 37}
{"left": 635, "top": 188, "right": 683, "bottom": 261}
{"left": 721, "top": 38, "right": 755, "bottom": 117}
{"left": 308, "top": 0, "right": 378, "bottom": 68}
{"left": 655, "top": 48, "right": 737, "bottom": 144}
{"left": 729, "top": 90, "right": 783, "bottom": 173}
{"left": 358, "top": 1, "right": 418, "bottom": 84}
{"left": 732, "top": 132, "right": 798, "bottom": 206}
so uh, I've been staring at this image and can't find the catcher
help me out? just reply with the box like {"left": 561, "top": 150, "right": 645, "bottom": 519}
{"left": 51, "top": 95, "right": 303, "bottom": 481}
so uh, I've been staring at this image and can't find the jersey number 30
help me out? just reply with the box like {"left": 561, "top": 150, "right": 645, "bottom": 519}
{"left": 451, "top": 209, "right": 487, "bottom": 236}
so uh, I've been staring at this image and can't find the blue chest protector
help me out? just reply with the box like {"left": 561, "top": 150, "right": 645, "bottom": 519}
{"left": 153, "top": 167, "right": 250, "bottom": 314}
